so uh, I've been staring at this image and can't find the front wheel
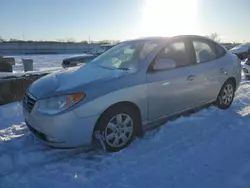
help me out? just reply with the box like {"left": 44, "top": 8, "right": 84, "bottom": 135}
{"left": 94, "top": 106, "right": 138, "bottom": 152}
{"left": 216, "top": 80, "right": 235, "bottom": 109}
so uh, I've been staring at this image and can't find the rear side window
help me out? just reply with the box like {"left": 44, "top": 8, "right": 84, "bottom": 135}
{"left": 157, "top": 41, "right": 190, "bottom": 67}
{"left": 193, "top": 40, "right": 217, "bottom": 63}
{"left": 215, "top": 44, "right": 226, "bottom": 58}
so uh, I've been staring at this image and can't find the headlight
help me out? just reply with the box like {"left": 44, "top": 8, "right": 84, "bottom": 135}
{"left": 37, "top": 93, "right": 85, "bottom": 115}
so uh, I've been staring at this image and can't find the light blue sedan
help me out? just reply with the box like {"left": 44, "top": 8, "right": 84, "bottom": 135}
{"left": 23, "top": 35, "right": 241, "bottom": 152}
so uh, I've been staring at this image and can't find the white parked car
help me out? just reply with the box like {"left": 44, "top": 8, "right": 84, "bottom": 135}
{"left": 230, "top": 44, "right": 250, "bottom": 60}
{"left": 242, "top": 58, "right": 250, "bottom": 79}
{"left": 23, "top": 35, "right": 241, "bottom": 152}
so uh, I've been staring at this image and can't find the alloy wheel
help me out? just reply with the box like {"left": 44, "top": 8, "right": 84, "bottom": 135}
{"left": 104, "top": 113, "right": 134, "bottom": 148}
{"left": 222, "top": 84, "right": 234, "bottom": 105}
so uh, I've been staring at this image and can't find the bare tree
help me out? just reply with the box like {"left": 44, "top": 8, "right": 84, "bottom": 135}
{"left": 56, "top": 38, "right": 66, "bottom": 43}
{"left": 80, "top": 40, "right": 88, "bottom": 44}
{"left": 208, "top": 33, "right": 221, "bottom": 43}
{"left": 9, "top": 38, "right": 20, "bottom": 42}
{"left": 66, "top": 38, "right": 76, "bottom": 43}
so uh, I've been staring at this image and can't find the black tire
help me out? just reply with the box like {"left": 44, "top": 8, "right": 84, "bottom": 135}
{"left": 245, "top": 75, "right": 250, "bottom": 80}
{"left": 216, "top": 79, "right": 235, "bottom": 109}
{"left": 94, "top": 105, "right": 139, "bottom": 152}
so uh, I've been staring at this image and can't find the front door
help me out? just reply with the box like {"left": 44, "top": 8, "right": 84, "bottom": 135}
{"left": 146, "top": 39, "right": 197, "bottom": 121}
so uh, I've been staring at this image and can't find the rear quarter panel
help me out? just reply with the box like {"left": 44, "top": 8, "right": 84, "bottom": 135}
{"left": 212, "top": 52, "right": 241, "bottom": 97}
{"left": 226, "top": 52, "right": 241, "bottom": 88}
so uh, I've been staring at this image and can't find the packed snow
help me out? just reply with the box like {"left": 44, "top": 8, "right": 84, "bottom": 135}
{"left": 1, "top": 55, "right": 250, "bottom": 188}
{"left": 1, "top": 83, "right": 250, "bottom": 188}
{"left": 7, "top": 54, "right": 84, "bottom": 73}
{"left": 0, "top": 54, "right": 85, "bottom": 78}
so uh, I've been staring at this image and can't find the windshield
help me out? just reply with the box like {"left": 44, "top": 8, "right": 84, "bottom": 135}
{"left": 92, "top": 40, "right": 159, "bottom": 69}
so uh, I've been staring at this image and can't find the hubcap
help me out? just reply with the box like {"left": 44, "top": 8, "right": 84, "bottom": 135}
{"left": 105, "top": 113, "right": 134, "bottom": 148}
{"left": 222, "top": 84, "right": 234, "bottom": 105}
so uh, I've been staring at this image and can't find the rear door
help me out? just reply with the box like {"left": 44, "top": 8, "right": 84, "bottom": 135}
{"left": 190, "top": 38, "right": 228, "bottom": 103}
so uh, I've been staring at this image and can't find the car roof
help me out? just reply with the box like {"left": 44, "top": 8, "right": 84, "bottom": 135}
{"left": 172, "top": 35, "right": 211, "bottom": 40}
{"left": 124, "top": 36, "right": 168, "bottom": 43}
{"left": 123, "top": 35, "right": 215, "bottom": 43}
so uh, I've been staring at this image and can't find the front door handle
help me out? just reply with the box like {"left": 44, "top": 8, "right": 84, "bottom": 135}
{"left": 220, "top": 68, "right": 227, "bottom": 74}
{"left": 186, "top": 75, "right": 195, "bottom": 81}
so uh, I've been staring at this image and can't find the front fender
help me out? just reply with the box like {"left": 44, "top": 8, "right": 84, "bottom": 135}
{"left": 73, "top": 84, "right": 147, "bottom": 122}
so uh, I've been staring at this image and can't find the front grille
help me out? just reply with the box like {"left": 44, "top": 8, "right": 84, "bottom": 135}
{"left": 23, "top": 93, "right": 36, "bottom": 113}
{"left": 63, "top": 60, "right": 70, "bottom": 65}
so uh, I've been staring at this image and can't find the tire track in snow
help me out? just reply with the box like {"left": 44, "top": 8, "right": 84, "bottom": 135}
{"left": 82, "top": 102, "right": 250, "bottom": 188}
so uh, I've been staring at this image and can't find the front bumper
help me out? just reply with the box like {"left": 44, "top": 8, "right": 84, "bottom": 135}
{"left": 242, "top": 63, "right": 250, "bottom": 79}
{"left": 23, "top": 106, "right": 99, "bottom": 148}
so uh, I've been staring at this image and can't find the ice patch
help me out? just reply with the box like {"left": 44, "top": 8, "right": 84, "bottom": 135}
{"left": 0, "top": 102, "right": 24, "bottom": 130}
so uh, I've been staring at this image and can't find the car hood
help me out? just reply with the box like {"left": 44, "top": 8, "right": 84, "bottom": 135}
{"left": 29, "top": 63, "right": 129, "bottom": 99}
{"left": 230, "top": 44, "right": 250, "bottom": 54}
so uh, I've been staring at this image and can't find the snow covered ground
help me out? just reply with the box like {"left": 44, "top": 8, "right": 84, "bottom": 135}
{"left": 10, "top": 54, "right": 80, "bottom": 73}
{"left": 1, "top": 55, "right": 250, "bottom": 187}
{"left": 1, "top": 81, "right": 250, "bottom": 187}
{"left": 0, "top": 54, "right": 85, "bottom": 78}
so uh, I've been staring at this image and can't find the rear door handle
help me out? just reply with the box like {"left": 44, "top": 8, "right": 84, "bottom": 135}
{"left": 220, "top": 68, "right": 227, "bottom": 74}
{"left": 186, "top": 75, "right": 195, "bottom": 81}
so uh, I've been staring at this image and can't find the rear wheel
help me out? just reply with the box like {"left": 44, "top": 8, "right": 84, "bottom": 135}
{"left": 94, "top": 106, "right": 138, "bottom": 152}
{"left": 216, "top": 80, "right": 235, "bottom": 109}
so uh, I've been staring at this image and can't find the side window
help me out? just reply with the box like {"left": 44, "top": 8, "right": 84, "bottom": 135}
{"left": 157, "top": 41, "right": 190, "bottom": 67}
{"left": 215, "top": 44, "right": 226, "bottom": 58}
{"left": 193, "top": 40, "right": 217, "bottom": 63}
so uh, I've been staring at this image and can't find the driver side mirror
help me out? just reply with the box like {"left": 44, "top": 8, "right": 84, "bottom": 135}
{"left": 153, "top": 58, "right": 176, "bottom": 71}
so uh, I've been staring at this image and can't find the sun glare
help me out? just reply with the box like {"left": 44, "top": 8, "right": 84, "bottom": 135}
{"left": 140, "top": 0, "right": 198, "bottom": 37}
